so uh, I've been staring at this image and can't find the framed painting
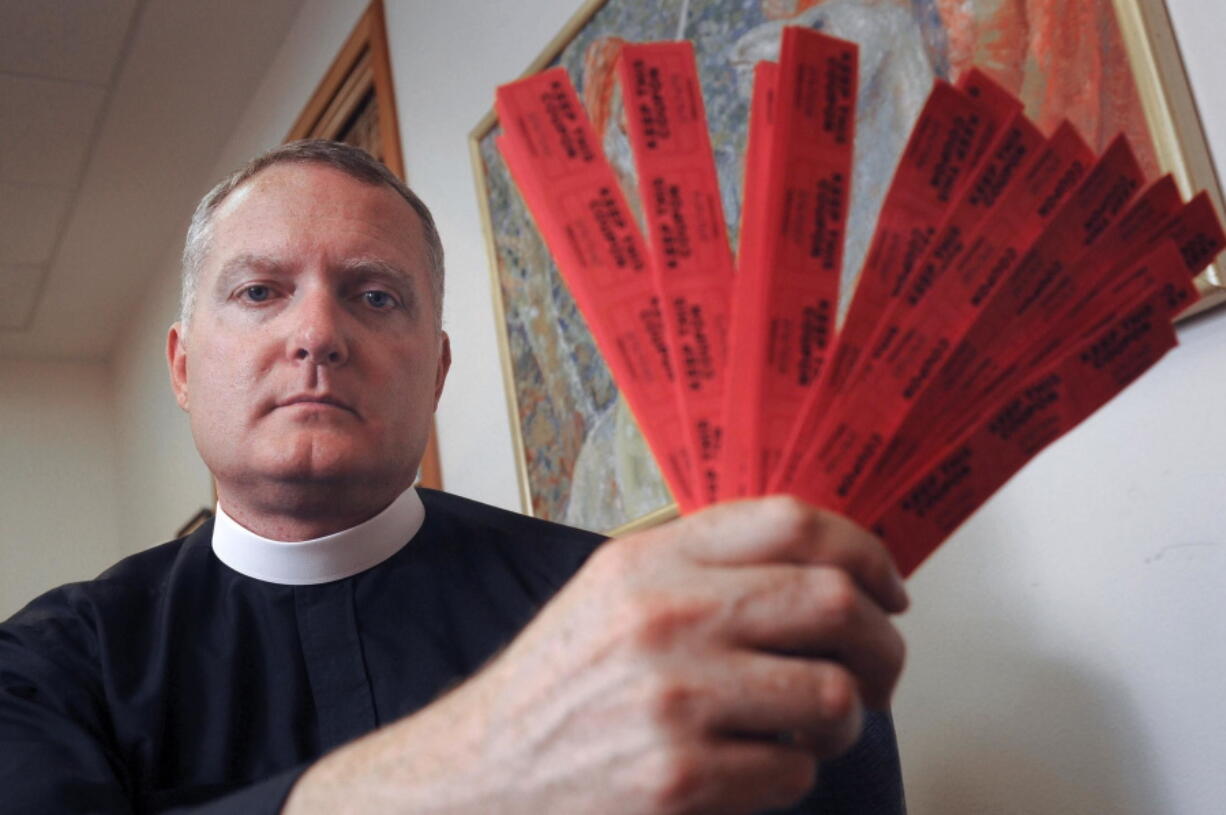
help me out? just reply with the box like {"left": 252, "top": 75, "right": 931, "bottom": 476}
{"left": 471, "top": 0, "right": 1224, "bottom": 534}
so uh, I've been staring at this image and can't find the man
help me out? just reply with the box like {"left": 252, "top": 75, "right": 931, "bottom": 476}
{"left": 0, "top": 141, "right": 907, "bottom": 814}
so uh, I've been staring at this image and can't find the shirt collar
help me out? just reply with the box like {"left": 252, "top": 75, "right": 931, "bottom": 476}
{"left": 211, "top": 486, "right": 425, "bottom": 585}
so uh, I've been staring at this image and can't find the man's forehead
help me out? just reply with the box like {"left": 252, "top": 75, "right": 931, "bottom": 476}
{"left": 219, "top": 162, "right": 416, "bottom": 218}
{"left": 207, "top": 163, "right": 427, "bottom": 258}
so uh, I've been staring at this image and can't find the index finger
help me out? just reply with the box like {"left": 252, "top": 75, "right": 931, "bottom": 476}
{"left": 670, "top": 495, "right": 909, "bottom": 613}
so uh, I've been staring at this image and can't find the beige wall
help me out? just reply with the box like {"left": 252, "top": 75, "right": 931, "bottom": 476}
{"left": 0, "top": 359, "right": 120, "bottom": 618}
{"left": 109, "top": 248, "right": 213, "bottom": 553}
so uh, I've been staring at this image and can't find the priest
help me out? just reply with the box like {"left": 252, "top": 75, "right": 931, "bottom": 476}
{"left": 0, "top": 140, "right": 908, "bottom": 814}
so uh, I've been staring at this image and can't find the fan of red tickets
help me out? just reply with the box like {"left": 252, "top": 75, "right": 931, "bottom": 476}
{"left": 494, "top": 27, "right": 1225, "bottom": 576}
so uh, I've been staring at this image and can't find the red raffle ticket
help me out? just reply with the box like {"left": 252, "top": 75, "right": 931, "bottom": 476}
{"left": 791, "top": 133, "right": 1146, "bottom": 511}
{"left": 720, "top": 27, "right": 859, "bottom": 497}
{"left": 491, "top": 33, "right": 1226, "bottom": 570}
{"left": 868, "top": 242, "right": 1197, "bottom": 575}
{"left": 920, "top": 136, "right": 1145, "bottom": 398}
{"left": 774, "top": 121, "right": 1093, "bottom": 493}
{"left": 718, "top": 60, "right": 777, "bottom": 501}
{"left": 773, "top": 109, "right": 1064, "bottom": 495}
{"left": 773, "top": 71, "right": 1023, "bottom": 497}
{"left": 495, "top": 68, "right": 698, "bottom": 511}
{"left": 842, "top": 162, "right": 1173, "bottom": 507}
{"left": 852, "top": 181, "right": 1224, "bottom": 520}
{"left": 617, "top": 42, "right": 736, "bottom": 507}
{"left": 822, "top": 71, "right": 1021, "bottom": 403}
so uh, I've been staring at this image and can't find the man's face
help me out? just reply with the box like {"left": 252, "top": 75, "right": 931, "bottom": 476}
{"left": 168, "top": 163, "right": 449, "bottom": 506}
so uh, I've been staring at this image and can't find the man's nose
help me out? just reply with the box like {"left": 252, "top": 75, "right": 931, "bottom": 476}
{"left": 287, "top": 289, "right": 350, "bottom": 366}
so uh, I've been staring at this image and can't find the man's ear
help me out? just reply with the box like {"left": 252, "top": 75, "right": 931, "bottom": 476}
{"left": 433, "top": 331, "right": 451, "bottom": 410}
{"left": 167, "top": 323, "right": 190, "bottom": 412}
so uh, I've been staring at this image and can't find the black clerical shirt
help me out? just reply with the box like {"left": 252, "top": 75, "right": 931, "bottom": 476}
{"left": 0, "top": 489, "right": 903, "bottom": 814}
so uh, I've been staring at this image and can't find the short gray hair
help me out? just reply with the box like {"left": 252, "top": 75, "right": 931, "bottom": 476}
{"left": 179, "top": 139, "right": 444, "bottom": 327}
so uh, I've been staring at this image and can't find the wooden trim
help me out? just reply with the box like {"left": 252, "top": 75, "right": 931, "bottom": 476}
{"left": 365, "top": 0, "right": 404, "bottom": 178}
{"left": 287, "top": 4, "right": 374, "bottom": 141}
{"left": 286, "top": 0, "right": 444, "bottom": 490}
{"left": 287, "top": 0, "right": 405, "bottom": 175}
{"left": 176, "top": 507, "right": 215, "bottom": 538}
{"left": 309, "top": 49, "right": 373, "bottom": 142}
{"left": 418, "top": 430, "right": 443, "bottom": 492}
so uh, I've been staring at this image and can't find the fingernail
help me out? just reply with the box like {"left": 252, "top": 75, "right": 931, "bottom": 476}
{"left": 890, "top": 572, "right": 909, "bottom": 611}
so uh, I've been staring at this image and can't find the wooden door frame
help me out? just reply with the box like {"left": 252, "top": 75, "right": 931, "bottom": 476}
{"left": 286, "top": 0, "right": 443, "bottom": 490}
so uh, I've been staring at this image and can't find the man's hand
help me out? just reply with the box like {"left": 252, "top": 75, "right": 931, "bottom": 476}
{"left": 285, "top": 497, "right": 907, "bottom": 815}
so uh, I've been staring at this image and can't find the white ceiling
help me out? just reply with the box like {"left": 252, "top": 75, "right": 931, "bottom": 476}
{"left": 0, "top": 0, "right": 305, "bottom": 360}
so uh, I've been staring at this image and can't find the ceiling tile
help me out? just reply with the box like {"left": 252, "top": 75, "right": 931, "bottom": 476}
{"left": 0, "top": 0, "right": 137, "bottom": 85}
{"left": 0, "top": 75, "right": 107, "bottom": 188}
{"left": 0, "top": 183, "right": 71, "bottom": 264}
{"left": 0, "top": 264, "right": 44, "bottom": 329}
{"left": 0, "top": 0, "right": 308, "bottom": 360}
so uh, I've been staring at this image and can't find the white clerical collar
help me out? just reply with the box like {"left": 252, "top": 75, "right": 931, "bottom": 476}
{"left": 211, "top": 487, "right": 425, "bottom": 585}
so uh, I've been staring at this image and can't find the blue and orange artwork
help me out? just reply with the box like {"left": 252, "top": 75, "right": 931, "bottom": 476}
{"left": 478, "top": 0, "right": 1156, "bottom": 532}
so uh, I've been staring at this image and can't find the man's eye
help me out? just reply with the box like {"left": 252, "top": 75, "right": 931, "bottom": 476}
{"left": 362, "top": 290, "right": 397, "bottom": 309}
{"left": 240, "top": 285, "right": 273, "bottom": 303}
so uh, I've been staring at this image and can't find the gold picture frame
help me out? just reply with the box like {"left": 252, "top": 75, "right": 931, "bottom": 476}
{"left": 470, "top": 0, "right": 1223, "bottom": 535}
{"left": 1114, "top": 0, "right": 1225, "bottom": 317}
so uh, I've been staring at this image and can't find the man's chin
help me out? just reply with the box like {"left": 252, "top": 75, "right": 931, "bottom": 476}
{"left": 205, "top": 430, "right": 422, "bottom": 501}
{"left": 222, "top": 463, "right": 412, "bottom": 516}
{"left": 261, "top": 457, "right": 392, "bottom": 488}
{"left": 227, "top": 443, "right": 406, "bottom": 492}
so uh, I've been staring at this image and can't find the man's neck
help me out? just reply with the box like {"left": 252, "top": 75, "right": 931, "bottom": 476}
{"left": 216, "top": 481, "right": 409, "bottom": 541}
{"left": 211, "top": 485, "right": 426, "bottom": 585}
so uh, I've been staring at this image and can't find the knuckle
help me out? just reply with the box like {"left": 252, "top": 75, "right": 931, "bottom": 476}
{"left": 879, "top": 625, "right": 907, "bottom": 696}
{"left": 816, "top": 570, "right": 859, "bottom": 629}
{"left": 815, "top": 667, "right": 863, "bottom": 756}
{"left": 777, "top": 565, "right": 818, "bottom": 610}
{"left": 769, "top": 755, "right": 819, "bottom": 809}
{"left": 647, "top": 745, "right": 706, "bottom": 813}
{"left": 818, "top": 666, "right": 860, "bottom": 726}
{"left": 760, "top": 495, "right": 819, "bottom": 542}
{"left": 623, "top": 591, "right": 713, "bottom": 653}
{"left": 589, "top": 536, "right": 640, "bottom": 580}
{"left": 644, "top": 674, "right": 702, "bottom": 730}
{"left": 838, "top": 704, "right": 865, "bottom": 754}
{"left": 887, "top": 624, "right": 907, "bottom": 674}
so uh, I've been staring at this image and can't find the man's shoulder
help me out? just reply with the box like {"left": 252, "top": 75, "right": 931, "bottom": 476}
{"left": 4, "top": 526, "right": 210, "bottom": 636}
{"left": 414, "top": 488, "right": 606, "bottom": 588}
{"left": 417, "top": 488, "right": 605, "bottom": 546}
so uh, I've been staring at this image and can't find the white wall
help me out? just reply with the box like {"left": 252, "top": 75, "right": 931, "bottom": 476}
{"left": 895, "top": 309, "right": 1226, "bottom": 814}
{"left": 891, "top": 2, "right": 1226, "bottom": 812}
{"left": 98, "top": 0, "right": 1226, "bottom": 812}
{"left": 0, "top": 360, "right": 120, "bottom": 618}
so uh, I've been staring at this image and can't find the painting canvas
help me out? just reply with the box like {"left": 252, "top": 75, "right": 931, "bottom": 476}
{"left": 472, "top": 0, "right": 1223, "bottom": 534}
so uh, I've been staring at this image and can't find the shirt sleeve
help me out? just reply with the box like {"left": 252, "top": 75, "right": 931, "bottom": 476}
{"left": 148, "top": 767, "right": 308, "bottom": 814}
{"left": 0, "top": 611, "right": 309, "bottom": 815}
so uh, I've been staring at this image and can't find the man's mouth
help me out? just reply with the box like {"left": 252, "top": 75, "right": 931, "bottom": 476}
{"left": 277, "top": 394, "right": 358, "bottom": 417}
